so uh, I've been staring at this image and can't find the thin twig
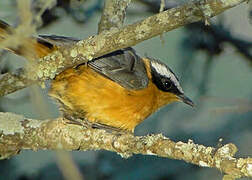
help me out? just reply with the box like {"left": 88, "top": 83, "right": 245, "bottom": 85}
{"left": 159, "top": 0, "right": 166, "bottom": 45}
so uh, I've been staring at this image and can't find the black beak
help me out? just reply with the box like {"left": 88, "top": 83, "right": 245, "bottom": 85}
{"left": 178, "top": 94, "right": 194, "bottom": 107}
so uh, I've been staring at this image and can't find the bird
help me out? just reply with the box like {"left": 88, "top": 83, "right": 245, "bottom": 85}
{"left": 0, "top": 19, "right": 194, "bottom": 133}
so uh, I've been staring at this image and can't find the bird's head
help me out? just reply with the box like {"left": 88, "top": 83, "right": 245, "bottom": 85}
{"left": 149, "top": 58, "right": 194, "bottom": 108}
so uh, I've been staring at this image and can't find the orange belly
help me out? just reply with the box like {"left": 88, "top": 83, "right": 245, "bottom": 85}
{"left": 49, "top": 65, "right": 160, "bottom": 132}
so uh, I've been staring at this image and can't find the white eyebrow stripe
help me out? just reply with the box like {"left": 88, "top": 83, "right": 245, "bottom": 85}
{"left": 151, "top": 61, "right": 184, "bottom": 93}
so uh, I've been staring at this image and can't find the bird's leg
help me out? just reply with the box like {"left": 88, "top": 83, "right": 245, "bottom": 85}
{"left": 62, "top": 111, "right": 130, "bottom": 134}
{"left": 59, "top": 104, "right": 93, "bottom": 129}
{"left": 57, "top": 100, "right": 130, "bottom": 134}
{"left": 62, "top": 112, "right": 92, "bottom": 129}
{"left": 91, "top": 122, "right": 130, "bottom": 135}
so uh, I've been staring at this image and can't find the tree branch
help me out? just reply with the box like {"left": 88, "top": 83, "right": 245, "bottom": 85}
{"left": 0, "top": 0, "right": 246, "bottom": 97}
{"left": 0, "top": 112, "right": 251, "bottom": 179}
{"left": 35, "top": 0, "right": 245, "bottom": 81}
{"left": 0, "top": 68, "right": 35, "bottom": 96}
{"left": 98, "top": 0, "right": 131, "bottom": 33}
{"left": 1, "top": 1, "right": 251, "bottom": 179}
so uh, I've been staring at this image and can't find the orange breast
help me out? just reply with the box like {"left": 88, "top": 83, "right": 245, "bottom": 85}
{"left": 49, "top": 59, "right": 178, "bottom": 132}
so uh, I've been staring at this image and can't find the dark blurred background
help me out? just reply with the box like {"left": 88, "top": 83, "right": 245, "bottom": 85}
{"left": 0, "top": 0, "right": 251, "bottom": 179}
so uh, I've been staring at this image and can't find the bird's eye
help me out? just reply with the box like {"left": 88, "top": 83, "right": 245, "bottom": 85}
{"left": 161, "top": 78, "right": 172, "bottom": 90}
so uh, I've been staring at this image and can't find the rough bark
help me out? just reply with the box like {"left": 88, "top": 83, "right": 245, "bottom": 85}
{"left": 98, "top": 0, "right": 131, "bottom": 33}
{"left": 0, "top": 112, "right": 251, "bottom": 179}
{"left": 0, "top": 0, "right": 246, "bottom": 97}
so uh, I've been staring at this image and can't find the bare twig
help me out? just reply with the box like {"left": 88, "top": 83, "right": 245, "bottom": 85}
{"left": 56, "top": 151, "right": 84, "bottom": 180}
{"left": 185, "top": 22, "right": 252, "bottom": 63}
{"left": 159, "top": 0, "right": 166, "bottom": 44}
{"left": 0, "top": 112, "right": 251, "bottom": 179}
{"left": 98, "top": 0, "right": 131, "bottom": 33}
{"left": 159, "top": 0, "right": 166, "bottom": 12}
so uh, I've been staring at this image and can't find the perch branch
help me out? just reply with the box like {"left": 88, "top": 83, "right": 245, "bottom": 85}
{"left": 0, "top": 0, "right": 246, "bottom": 97}
{"left": 35, "top": 0, "right": 245, "bottom": 81}
{"left": 0, "top": 68, "right": 35, "bottom": 96}
{"left": 98, "top": 0, "right": 131, "bottom": 33}
{"left": 0, "top": 112, "right": 251, "bottom": 179}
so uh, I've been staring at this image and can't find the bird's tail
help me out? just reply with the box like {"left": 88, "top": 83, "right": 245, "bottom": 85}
{"left": 0, "top": 19, "right": 12, "bottom": 38}
{"left": 0, "top": 19, "right": 55, "bottom": 59}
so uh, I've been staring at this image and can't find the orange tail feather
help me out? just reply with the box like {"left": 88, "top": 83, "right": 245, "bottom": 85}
{"left": 0, "top": 19, "right": 55, "bottom": 58}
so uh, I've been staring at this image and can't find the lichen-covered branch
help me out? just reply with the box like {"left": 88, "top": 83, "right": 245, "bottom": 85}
{"left": 0, "top": 68, "right": 35, "bottom": 96}
{"left": 0, "top": 0, "right": 246, "bottom": 97}
{"left": 98, "top": 0, "right": 131, "bottom": 33}
{"left": 33, "top": 0, "right": 246, "bottom": 81}
{"left": 0, "top": 112, "right": 251, "bottom": 179}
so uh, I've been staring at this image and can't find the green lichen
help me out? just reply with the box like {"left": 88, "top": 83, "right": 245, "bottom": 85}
{"left": 26, "top": 119, "right": 44, "bottom": 128}
{"left": 0, "top": 112, "right": 24, "bottom": 135}
{"left": 220, "top": 0, "right": 243, "bottom": 6}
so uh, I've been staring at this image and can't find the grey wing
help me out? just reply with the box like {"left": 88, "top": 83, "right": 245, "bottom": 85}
{"left": 88, "top": 48, "right": 149, "bottom": 90}
{"left": 38, "top": 35, "right": 80, "bottom": 46}
{"left": 37, "top": 35, "right": 149, "bottom": 90}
